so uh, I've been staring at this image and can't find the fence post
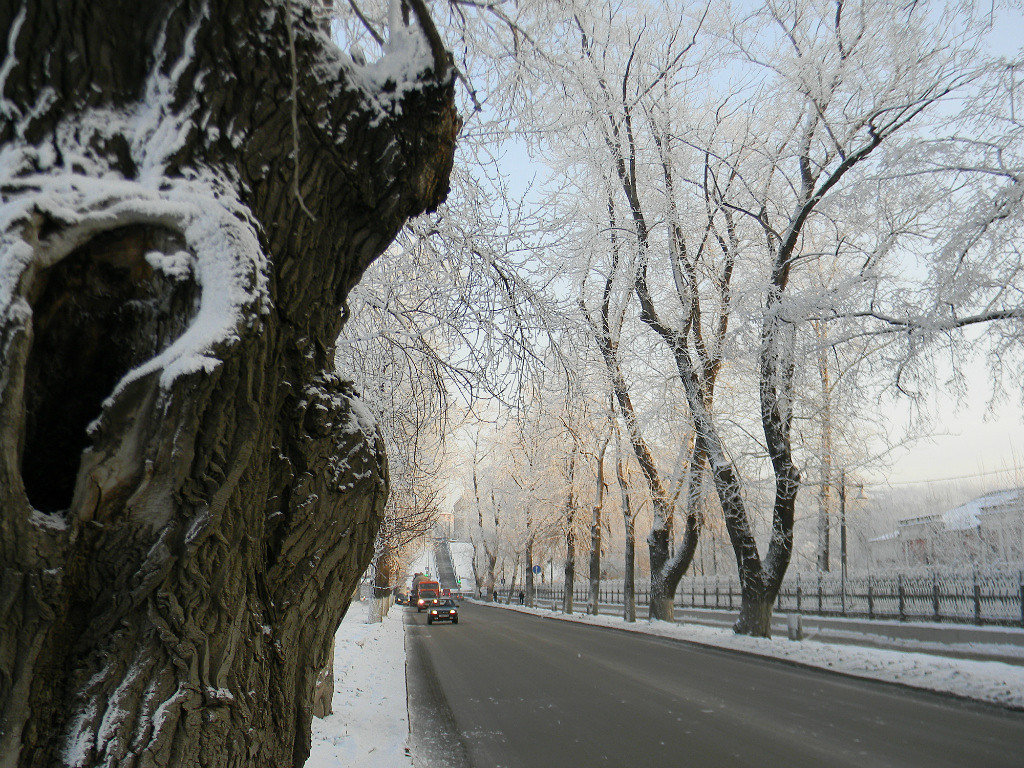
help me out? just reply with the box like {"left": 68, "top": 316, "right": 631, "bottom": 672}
{"left": 973, "top": 572, "right": 982, "bottom": 625}
{"left": 817, "top": 574, "right": 823, "bottom": 613}
{"left": 797, "top": 584, "right": 802, "bottom": 613}
{"left": 715, "top": 578, "right": 720, "bottom": 609}
{"left": 932, "top": 572, "right": 940, "bottom": 622}
{"left": 867, "top": 575, "right": 873, "bottom": 619}
{"left": 898, "top": 574, "right": 905, "bottom": 621}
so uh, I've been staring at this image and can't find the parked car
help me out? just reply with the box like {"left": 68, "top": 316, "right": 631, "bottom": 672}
{"left": 427, "top": 598, "right": 459, "bottom": 625}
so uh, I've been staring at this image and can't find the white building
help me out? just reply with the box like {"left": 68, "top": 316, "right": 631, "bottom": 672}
{"left": 868, "top": 488, "right": 1024, "bottom": 568}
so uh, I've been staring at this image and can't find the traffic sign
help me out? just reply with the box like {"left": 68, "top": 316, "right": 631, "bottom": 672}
{"left": 532, "top": 565, "right": 542, "bottom": 574}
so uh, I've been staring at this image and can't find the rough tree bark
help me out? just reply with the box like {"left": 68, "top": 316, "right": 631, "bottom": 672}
{"left": 0, "top": 1, "right": 458, "bottom": 766}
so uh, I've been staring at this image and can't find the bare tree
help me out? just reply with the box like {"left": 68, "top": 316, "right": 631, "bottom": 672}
{"left": 662, "top": 0, "right": 988, "bottom": 634}
{"left": 570, "top": 7, "right": 724, "bottom": 621}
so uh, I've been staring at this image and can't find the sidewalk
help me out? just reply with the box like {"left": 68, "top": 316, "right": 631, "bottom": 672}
{"left": 306, "top": 604, "right": 412, "bottom": 768}
{"left": 525, "top": 597, "right": 1024, "bottom": 665}
{"left": 664, "top": 605, "right": 1024, "bottom": 665}
{"left": 476, "top": 600, "right": 1024, "bottom": 710}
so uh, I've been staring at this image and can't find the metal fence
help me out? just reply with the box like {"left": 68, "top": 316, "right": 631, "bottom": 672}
{"left": 493, "top": 568, "right": 1024, "bottom": 627}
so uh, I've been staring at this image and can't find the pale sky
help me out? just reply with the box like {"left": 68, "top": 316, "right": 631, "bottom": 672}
{"left": 882, "top": 392, "right": 1023, "bottom": 487}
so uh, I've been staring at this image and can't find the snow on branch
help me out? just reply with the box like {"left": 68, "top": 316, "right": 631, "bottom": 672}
{"left": 342, "top": 0, "right": 453, "bottom": 114}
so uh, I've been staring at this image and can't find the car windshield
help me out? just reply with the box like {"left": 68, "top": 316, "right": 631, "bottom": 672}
{"left": 439, "top": 599, "right": 456, "bottom": 607}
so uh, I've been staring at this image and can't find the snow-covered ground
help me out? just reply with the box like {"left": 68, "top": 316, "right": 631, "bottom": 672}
{"left": 479, "top": 601, "right": 1024, "bottom": 710}
{"left": 307, "top": 606, "right": 411, "bottom": 768}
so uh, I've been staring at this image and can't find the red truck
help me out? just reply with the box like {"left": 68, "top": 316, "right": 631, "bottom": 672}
{"left": 411, "top": 575, "right": 440, "bottom": 612}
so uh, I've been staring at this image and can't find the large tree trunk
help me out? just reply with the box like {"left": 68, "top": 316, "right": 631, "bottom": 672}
{"left": 815, "top": 330, "right": 833, "bottom": 572}
{"left": 0, "top": 2, "right": 458, "bottom": 766}
{"left": 525, "top": 538, "right": 535, "bottom": 606}
{"left": 614, "top": 424, "right": 637, "bottom": 623}
{"left": 562, "top": 447, "right": 577, "bottom": 615}
{"left": 650, "top": 443, "right": 704, "bottom": 620}
{"left": 734, "top": 591, "right": 774, "bottom": 637}
{"left": 563, "top": 535, "right": 575, "bottom": 614}
{"left": 665, "top": 337, "right": 793, "bottom": 638}
{"left": 368, "top": 541, "right": 396, "bottom": 623}
{"left": 623, "top": 515, "right": 637, "bottom": 623}
{"left": 587, "top": 518, "right": 601, "bottom": 615}
{"left": 484, "top": 550, "right": 497, "bottom": 600}
{"left": 471, "top": 543, "right": 483, "bottom": 596}
{"left": 587, "top": 432, "right": 609, "bottom": 616}
{"left": 507, "top": 554, "right": 519, "bottom": 604}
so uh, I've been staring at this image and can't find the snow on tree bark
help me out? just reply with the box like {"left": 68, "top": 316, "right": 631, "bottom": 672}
{"left": 0, "top": 1, "right": 458, "bottom": 766}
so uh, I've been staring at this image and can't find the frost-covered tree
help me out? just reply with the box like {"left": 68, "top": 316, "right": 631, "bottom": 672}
{"left": 0, "top": 0, "right": 457, "bottom": 764}
{"left": 548, "top": 1, "right": 725, "bottom": 622}
{"left": 662, "top": 0, "right": 997, "bottom": 635}
{"left": 506, "top": 0, "right": 1017, "bottom": 635}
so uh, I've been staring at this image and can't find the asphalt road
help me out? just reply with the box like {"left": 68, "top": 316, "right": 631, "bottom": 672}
{"left": 405, "top": 601, "right": 1024, "bottom": 768}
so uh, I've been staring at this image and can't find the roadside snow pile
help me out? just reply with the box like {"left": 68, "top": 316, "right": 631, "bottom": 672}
{"left": 485, "top": 602, "right": 1024, "bottom": 710}
{"left": 307, "top": 607, "right": 411, "bottom": 768}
